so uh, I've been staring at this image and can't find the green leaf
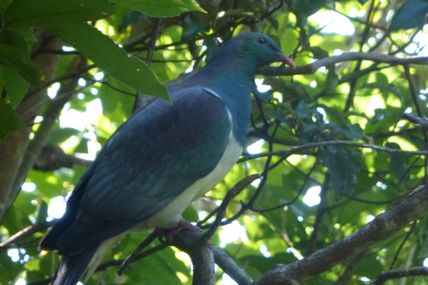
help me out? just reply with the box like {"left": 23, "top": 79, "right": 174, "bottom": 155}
{"left": 0, "top": 65, "right": 29, "bottom": 107}
{"left": 0, "top": 254, "right": 20, "bottom": 285}
{"left": 182, "top": 15, "right": 210, "bottom": 41}
{"left": 319, "top": 147, "right": 359, "bottom": 194}
{"left": 294, "top": 0, "right": 326, "bottom": 16}
{"left": 5, "top": 0, "right": 114, "bottom": 27}
{"left": 51, "top": 23, "right": 169, "bottom": 100}
{"left": 111, "top": 0, "right": 206, "bottom": 18}
{"left": 354, "top": 255, "right": 383, "bottom": 278}
{"left": 0, "top": 100, "right": 23, "bottom": 139}
{"left": 0, "top": 0, "right": 13, "bottom": 10}
{"left": 390, "top": 0, "right": 428, "bottom": 31}
{"left": 239, "top": 253, "right": 296, "bottom": 276}
{"left": 0, "top": 27, "right": 34, "bottom": 52}
{"left": 182, "top": 206, "right": 198, "bottom": 222}
{"left": 47, "top": 127, "right": 80, "bottom": 144}
{"left": 0, "top": 44, "right": 41, "bottom": 84}
{"left": 311, "top": 46, "right": 329, "bottom": 59}
{"left": 385, "top": 142, "right": 409, "bottom": 180}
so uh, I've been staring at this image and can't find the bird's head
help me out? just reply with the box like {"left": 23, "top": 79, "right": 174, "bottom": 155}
{"left": 221, "top": 32, "right": 295, "bottom": 69}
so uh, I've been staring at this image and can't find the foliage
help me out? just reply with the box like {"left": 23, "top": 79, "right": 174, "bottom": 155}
{"left": 0, "top": 0, "right": 428, "bottom": 284}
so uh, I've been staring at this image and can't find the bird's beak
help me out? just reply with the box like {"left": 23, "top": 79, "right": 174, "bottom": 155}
{"left": 277, "top": 53, "right": 295, "bottom": 68}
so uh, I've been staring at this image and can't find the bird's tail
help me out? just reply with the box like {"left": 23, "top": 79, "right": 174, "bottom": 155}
{"left": 52, "top": 247, "right": 98, "bottom": 285}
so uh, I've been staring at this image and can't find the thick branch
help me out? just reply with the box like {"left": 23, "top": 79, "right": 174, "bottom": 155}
{"left": 11, "top": 56, "right": 86, "bottom": 204}
{"left": 0, "top": 32, "right": 61, "bottom": 223}
{"left": 256, "top": 185, "right": 428, "bottom": 284}
{"left": 174, "top": 231, "right": 254, "bottom": 285}
{"left": 258, "top": 52, "right": 428, "bottom": 76}
{"left": 172, "top": 231, "right": 215, "bottom": 285}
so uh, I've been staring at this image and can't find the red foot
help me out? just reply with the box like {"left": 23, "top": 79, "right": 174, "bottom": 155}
{"left": 156, "top": 220, "right": 202, "bottom": 240}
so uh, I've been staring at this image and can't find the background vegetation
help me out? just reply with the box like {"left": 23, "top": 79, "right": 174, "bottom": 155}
{"left": 0, "top": 0, "right": 428, "bottom": 284}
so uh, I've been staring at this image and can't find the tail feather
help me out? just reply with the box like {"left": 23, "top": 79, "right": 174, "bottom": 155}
{"left": 52, "top": 247, "right": 98, "bottom": 285}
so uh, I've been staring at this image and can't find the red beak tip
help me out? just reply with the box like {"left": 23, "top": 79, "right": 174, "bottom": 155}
{"left": 278, "top": 53, "right": 295, "bottom": 68}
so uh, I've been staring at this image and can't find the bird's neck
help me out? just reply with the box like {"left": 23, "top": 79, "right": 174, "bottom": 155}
{"left": 196, "top": 55, "right": 256, "bottom": 93}
{"left": 195, "top": 59, "right": 255, "bottom": 146}
{"left": 203, "top": 56, "right": 256, "bottom": 81}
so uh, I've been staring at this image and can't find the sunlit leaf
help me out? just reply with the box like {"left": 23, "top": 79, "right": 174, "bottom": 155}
{"left": 0, "top": 99, "right": 23, "bottom": 139}
{"left": 51, "top": 23, "right": 169, "bottom": 101}
{"left": 0, "top": 44, "right": 41, "bottom": 84}
{"left": 111, "top": 0, "right": 206, "bottom": 18}
{"left": 0, "top": 65, "right": 29, "bottom": 107}
{"left": 5, "top": 0, "right": 113, "bottom": 27}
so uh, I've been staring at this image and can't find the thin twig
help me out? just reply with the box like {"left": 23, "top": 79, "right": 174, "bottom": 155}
{"left": 305, "top": 175, "right": 330, "bottom": 255}
{"left": 344, "top": 0, "right": 376, "bottom": 111}
{"left": 389, "top": 220, "right": 418, "bottom": 269}
{"left": 240, "top": 140, "right": 428, "bottom": 162}
{"left": 374, "top": 266, "right": 428, "bottom": 285}
{"left": 200, "top": 174, "right": 260, "bottom": 236}
{"left": 117, "top": 231, "right": 160, "bottom": 275}
{"left": 250, "top": 159, "right": 318, "bottom": 213}
{"left": 404, "top": 65, "right": 428, "bottom": 183}
{"left": 0, "top": 221, "right": 53, "bottom": 252}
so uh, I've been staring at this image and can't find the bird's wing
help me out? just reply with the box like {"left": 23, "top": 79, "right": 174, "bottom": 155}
{"left": 49, "top": 86, "right": 234, "bottom": 254}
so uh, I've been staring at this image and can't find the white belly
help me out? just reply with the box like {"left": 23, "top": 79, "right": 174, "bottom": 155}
{"left": 142, "top": 132, "right": 242, "bottom": 229}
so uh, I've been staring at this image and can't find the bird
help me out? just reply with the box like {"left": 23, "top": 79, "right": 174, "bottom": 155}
{"left": 39, "top": 32, "right": 295, "bottom": 285}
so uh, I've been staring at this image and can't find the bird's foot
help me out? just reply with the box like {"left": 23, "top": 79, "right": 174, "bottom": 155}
{"left": 156, "top": 220, "right": 201, "bottom": 241}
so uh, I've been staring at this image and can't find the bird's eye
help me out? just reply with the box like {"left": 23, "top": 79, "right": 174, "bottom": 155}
{"left": 258, "top": 37, "right": 267, "bottom": 44}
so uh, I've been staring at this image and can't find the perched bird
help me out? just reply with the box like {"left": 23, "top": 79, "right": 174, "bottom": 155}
{"left": 40, "top": 32, "right": 295, "bottom": 285}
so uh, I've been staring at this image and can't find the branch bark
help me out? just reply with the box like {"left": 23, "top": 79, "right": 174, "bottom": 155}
{"left": 0, "top": 31, "right": 61, "bottom": 223}
{"left": 13, "top": 56, "right": 86, "bottom": 188}
{"left": 403, "top": 113, "right": 428, "bottom": 129}
{"left": 172, "top": 231, "right": 215, "bottom": 285}
{"left": 256, "top": 184, "right": 428, "bottom": 284}
{"left": 258, "top": 52, "right": 428, "bottom": 76}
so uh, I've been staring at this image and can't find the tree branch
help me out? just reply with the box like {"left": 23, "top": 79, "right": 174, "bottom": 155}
{"left": 256, "top": 184, "right": 428, "bottom": 284}
{"left": 374, "top": 267, "right": 428, "bottom": 285}
{"left": 0, "top": 31, "right": 61, "bottom": 223}
{"left": 172, "top": 231, "right": 215, "bottom": 285}
{"left": 241, "top": 140, "right": 428, "bottom": 162}
{"left": 258, "top": 52, "right": 428, "bottom": 76}
{"left": 403, "top": 113, "right": 428, "bottom": 129}
{"left": 210, "top": 245, "right": 253, "bottom": 285}
{"left": 11, "top": 56, "right": 86, "bottom": 205}
{"left": 200, "top": 174, "right": 260, "bottom": 235}
{"left": 34, "top": 145, "right": 92, "bottom": 171}
{"left": 0, "top": 221, "right": 53, "bottom": 252}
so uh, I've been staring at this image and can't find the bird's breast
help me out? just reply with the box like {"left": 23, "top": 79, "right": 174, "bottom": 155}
{"left": 140, "top": 131, "right": 243, "bottom": 229}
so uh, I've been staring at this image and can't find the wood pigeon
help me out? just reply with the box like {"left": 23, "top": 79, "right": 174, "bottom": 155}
{"left": 39, "top": 32, "right": 295, "bottom": 285}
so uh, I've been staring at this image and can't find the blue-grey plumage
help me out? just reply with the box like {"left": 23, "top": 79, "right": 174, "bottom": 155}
{"left": 40, "top": 32, "right": 294, "bottom": 285}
